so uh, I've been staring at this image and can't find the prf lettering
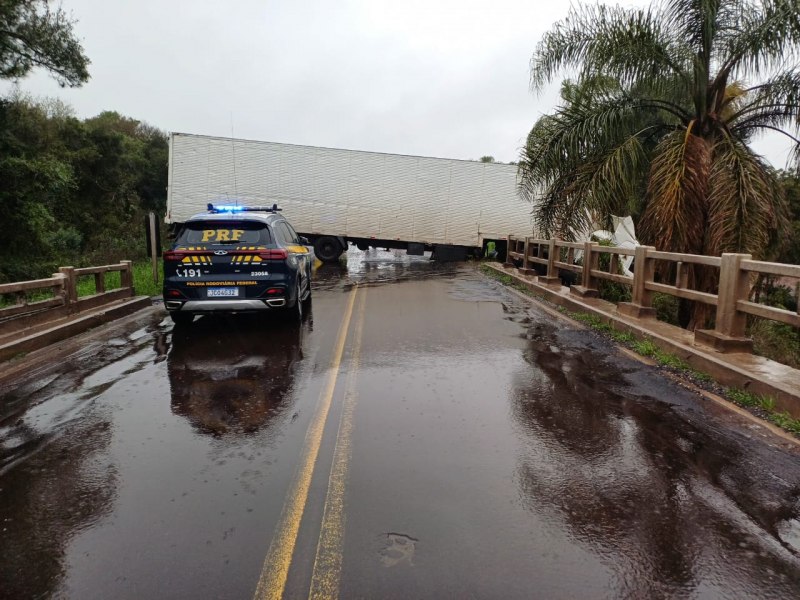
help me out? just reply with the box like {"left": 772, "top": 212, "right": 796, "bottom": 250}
{"left": 201, "top": 229, "right": 244, "bottom": 242}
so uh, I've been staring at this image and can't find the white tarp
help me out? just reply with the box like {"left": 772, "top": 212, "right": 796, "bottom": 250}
{"left": 590, "top": 215, "right": 639, "bottom": 276}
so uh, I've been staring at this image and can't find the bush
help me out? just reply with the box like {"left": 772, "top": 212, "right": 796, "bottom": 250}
{"left": 652, "top": 292, "right": 680, "bottom": 325}
{"left": 750, "top": 318, "right": 800, "bottom": 369}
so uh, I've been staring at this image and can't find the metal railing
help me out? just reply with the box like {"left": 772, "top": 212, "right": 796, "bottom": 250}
{"left": 505, "top": 236, "right": 800, "bottom": 352}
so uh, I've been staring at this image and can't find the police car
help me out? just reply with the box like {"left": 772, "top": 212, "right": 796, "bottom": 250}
{"left": 162, "top": 204, "right": 312, "bottom": 324}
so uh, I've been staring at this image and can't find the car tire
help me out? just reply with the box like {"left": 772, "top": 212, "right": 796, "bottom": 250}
{"left": 290, "top": 281, "right": 304, "bottom": 322}
{"left": 169, "top": 312, "right": 193, "bottom": 325}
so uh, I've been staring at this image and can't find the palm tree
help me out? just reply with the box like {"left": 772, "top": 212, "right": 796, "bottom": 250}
{"left": 518, "top": 0, "right": 799, "bottom": 262}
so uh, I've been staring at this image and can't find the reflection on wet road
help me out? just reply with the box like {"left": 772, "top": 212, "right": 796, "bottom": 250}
{"left": 169, "top": 316, "right": 305, "bottom": 436}
{"left": 1, "top": 248, "right": 799, "bottom": 599}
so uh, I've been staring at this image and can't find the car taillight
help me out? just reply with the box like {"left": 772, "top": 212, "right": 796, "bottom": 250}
{"left": 166, "top": 289, "right": 185, "bottom": 298}
{"left": 164, "top": 250, "right": 185, "bottom": 261}
{"left": 258, "top": 249, "right": 288, "bottom": 260}
{"left": 260, "top": 287, "right": 285, "bottom": 297}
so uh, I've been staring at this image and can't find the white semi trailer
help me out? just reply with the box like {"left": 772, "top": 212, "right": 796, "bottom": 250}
{"left": 166, "top": 133, "right": 535, "bottom": 261}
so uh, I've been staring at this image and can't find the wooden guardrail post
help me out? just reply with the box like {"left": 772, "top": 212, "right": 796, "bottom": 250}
{"left": 546, "top": 239, "right": 556, "bottom": 278}
{"left": 94, "top": 271, "right": 105, "bottom": 294}
{"left": 521, "top": 237, "right": 531, "bottom": 272}
{"left": 571, "top": 242, "right": 599, "bottom": 298}
{"left": 121, "top": 260, "right": 134, "bottom": 295}
{"left": 538, "top": 237, "right": 562, "bottom": 286}
{"left": 716, "top": 253, "right": 752, "bottom": 337}
{"left": 504, "top": 235, "right": 515, "bottom": 267}
{"left": 695, "top": 253, "right": 753, "bottom": 352}
{"left": 619, "top": 245, "right": 657, "bottom": 318}
{"left": 51, "top": 271, "right": 67, "bottom": 305}
{"left": 519, "top": 237, "right": 536, "bottom": 276}
{"left": 59, "top": 266, "right": 77, "bottom": 308}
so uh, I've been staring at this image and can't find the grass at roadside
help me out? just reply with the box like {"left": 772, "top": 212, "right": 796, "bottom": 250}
{"left": 73, "top": 260, "right": 163, "bottom": 298}
{"left": 481, "top": 264, "right": 800, "bottom": 438}
{"left": 132, "top": 261, "right": 163, "bottom": 297}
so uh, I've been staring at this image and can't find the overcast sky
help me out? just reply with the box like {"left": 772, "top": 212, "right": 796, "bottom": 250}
{"left": 2, "top": 0, "right": 795, "bottom": 166}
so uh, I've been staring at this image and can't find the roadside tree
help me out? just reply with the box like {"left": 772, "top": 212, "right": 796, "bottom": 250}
{"left": 0, "top": 0, "right": 90, "bottom": 86}
{"left": 518, "top": 0, "right": 799, "bottom": 264}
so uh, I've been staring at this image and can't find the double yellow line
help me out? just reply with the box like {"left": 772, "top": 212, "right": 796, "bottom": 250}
{"left": 254, "top": 285, "right": 366, "bottom": 600}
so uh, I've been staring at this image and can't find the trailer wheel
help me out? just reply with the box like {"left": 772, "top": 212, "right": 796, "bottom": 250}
{"left": 314, "top": 236, "right": 344, "bottom": 262}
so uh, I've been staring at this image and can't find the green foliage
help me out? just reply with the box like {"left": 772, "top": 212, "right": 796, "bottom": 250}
{"left": 131, "top": 260, "right": 164, "bottom": 298}
{"left": 479, "top": 156, "right": 496, "bottom": 163}
{"left": 519, "top": 0, "right": 798, "bottom": 263}
{"left": 571, "top": 311, "right": 614, "bottom": 332}
{"left": 0, "top": 94, "right": 168, "bottom": 282}
{"left": 632, "top": 337, "right": 659, "bottom": 357}
{"left": 691, "top": 370, "right": 713, "bottom": 383}
{"left": 749, "top": 318, "right": 800, "bottom": 369}
{"left": 609, "top": 329, "right": 635, "bottom": 343}
{"left": 769, "top": 412, "right": 800, "bottom": 434}
{"left": 724, "top": 388, "right": 796, "bottom": 431}
{"left": 728, "top": 388, "right": 759, "bottom": 407}
{"left": 776, "top": 169, "right": 800, "bottom": 264}
{"left": 655, "top": 352, "right": 690, "bottom": 371}
{"left": 0, "top": 0, "right": 90, "bottom": 86}
{"left": 652, "top": 292, "right": 680, "bottom": 325}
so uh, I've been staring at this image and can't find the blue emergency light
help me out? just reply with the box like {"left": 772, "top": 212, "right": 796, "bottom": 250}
{"left": 207, "top": 203, "right": 281, "bottom": 213}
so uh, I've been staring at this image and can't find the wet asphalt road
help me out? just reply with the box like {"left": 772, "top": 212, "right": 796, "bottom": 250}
{"left": 2, "top": 249, "right": 800, "bottom": 599}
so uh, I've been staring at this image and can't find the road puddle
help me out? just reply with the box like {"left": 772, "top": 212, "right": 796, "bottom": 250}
{"left": 380, "top": 533, "right": 418, "bottom": 567}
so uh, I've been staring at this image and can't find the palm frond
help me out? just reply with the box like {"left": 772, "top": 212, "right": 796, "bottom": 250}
{"left": 718, "top": 0, "right": 800, "bottom": 80}
{"left": 518, "top": 90, "right": 661, "bottom": 238}
{"left": 530, "top": 4, "right": 691, "bottom": 94}
{"left": 727, "top": 68, "right": 800, "bottom": 135}
{"left": 706, "top": 134, "right": 789, "bottom": 255}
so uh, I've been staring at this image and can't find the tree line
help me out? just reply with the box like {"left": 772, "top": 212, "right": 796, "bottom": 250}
{"left": 0, "top": 1, "right": 170, "bottom": 282}
{"left": 0, "top": 93, "right": 167, "bottom": 282}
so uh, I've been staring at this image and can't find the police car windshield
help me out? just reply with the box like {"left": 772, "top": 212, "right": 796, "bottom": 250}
{"left": 178, "top": 222, "right": 272, "bottom": 246}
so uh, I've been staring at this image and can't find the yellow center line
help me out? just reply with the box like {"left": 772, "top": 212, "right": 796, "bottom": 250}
{"left": 308, "top": 288, "right": 368, "bottom": 600}
{"left": 253, "top": 285, "right": 359, "bottom": 600}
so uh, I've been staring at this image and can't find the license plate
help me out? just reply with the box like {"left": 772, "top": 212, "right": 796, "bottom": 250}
{"left": 207, "top": 287, "right": 238, "bottom": 297}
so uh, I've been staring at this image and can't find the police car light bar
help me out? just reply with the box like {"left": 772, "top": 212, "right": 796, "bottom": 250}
{"left": 207, "top": 203, "right": 282, "bottom": 213}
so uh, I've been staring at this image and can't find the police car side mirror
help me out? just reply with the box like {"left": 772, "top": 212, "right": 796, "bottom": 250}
{"left": 298, "top": 236, "right": 309, "bottom": 245}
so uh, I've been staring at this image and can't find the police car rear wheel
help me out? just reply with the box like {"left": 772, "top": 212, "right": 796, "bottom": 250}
{"left": 291, "top": 282, "right": 303, "bottom": 322}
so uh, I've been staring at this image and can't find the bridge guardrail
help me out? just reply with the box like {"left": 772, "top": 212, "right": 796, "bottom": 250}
{"left": 0, "top": 261, "right": 135, "bottom": 338}
{"left": 505, "top": 235, "right": 800, "bottom": 353}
